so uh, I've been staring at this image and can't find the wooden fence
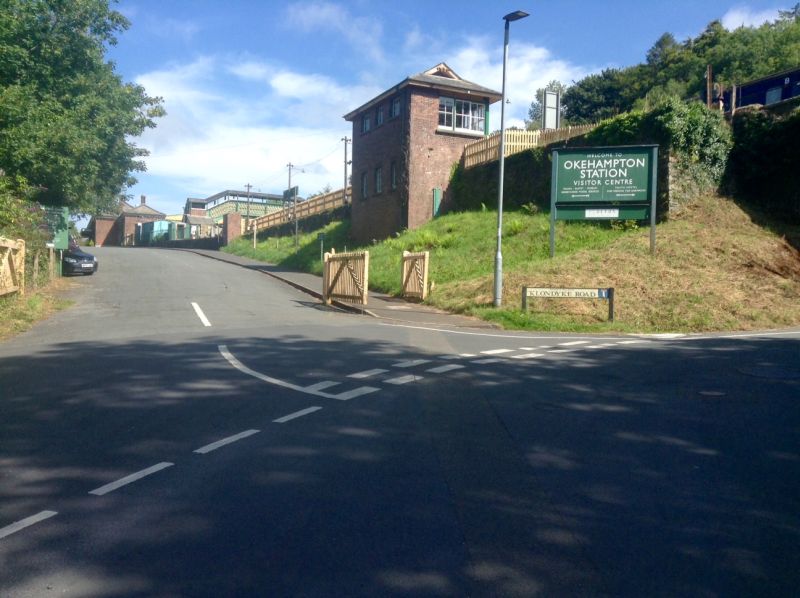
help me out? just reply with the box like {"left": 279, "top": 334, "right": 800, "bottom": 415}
{"left": 323, "top": 249, "right": 369, "bottom": 306}
{"left": 463, "top": 124, "right": 597, "bottom": 168}
{"left": 0, "top": 237, "right": 25, "bottom": 297}
{"left": 252, "top": 187, "right": 351, "bottom": 233}
{"left": 401, "top": 251, "right": 429, "bottom": 300}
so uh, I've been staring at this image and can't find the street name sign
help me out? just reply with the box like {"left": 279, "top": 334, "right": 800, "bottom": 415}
{"left": 522, "top": 286, "right": 615, "bottom": 321}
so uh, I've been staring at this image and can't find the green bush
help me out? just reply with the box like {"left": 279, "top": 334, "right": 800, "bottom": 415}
{"left": 726, "top": 108, "right": 800, "bottom": 222}
{"left": 450, "top": 100, "right": 732, "bottom": 216}
{"left": 587, "top": 98, "right": 732, "bottom": 184}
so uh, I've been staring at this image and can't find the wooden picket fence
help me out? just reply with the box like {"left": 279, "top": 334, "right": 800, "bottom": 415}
{"left": 252, "top": 187, "right": 351, "bottom": 233}
{"left": 401, "top": 251, "right": 429, "bottom": 300}
{"left": 0, "top": 237, "right": 26, "bottom": 297}
{"left": 323, "top": 249, "right": 369, "bottom": 306}
{"left": 463, "top": 124, "right": 597, "bottom": 168}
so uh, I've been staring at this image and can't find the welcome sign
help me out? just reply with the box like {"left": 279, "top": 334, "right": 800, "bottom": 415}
{"left": 554, "top": 147, "right": 654, "bottom": 203}
{"left": 549, "top": 145, "right": 658, "bottom": 256}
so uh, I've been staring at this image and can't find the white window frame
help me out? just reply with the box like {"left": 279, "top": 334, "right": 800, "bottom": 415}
{"left": 376, "top": 105, "right": 385, "bottom": 126}
{"left": 362, "top": 113, "right": 371, "bottom": 134}
{"left": 438, "top": 97, "right": 454, "bottom": 128}
{"left": 438, "top": 96, "right": 485, "bottom": 135}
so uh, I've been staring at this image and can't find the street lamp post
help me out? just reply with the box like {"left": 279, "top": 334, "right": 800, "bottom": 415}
{"left": 493, "top": 10, "right": 529, "bottom": 308}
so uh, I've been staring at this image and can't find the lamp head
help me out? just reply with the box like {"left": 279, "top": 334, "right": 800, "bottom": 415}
{"left": 504, "top": 10, "right": 529, "bottom": 22}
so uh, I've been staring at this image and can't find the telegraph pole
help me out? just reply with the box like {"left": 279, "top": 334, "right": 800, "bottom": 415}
{"left": 341, "top": 136, "right": 350, "bottom": 203}
{"left": 287, "top": 163, "right": 298, "bottom": 249}
{"left": 245, "top": 183, "right": 252, "bottom": 220}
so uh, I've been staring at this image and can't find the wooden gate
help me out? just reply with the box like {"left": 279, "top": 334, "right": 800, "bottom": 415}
{"left": 0, "top": 237, "right": 26, "bottom": 297}
{"left": 401, "top": 251, "right": 429, "bottom": 300}
{"left": 323, "top": 250, "right": 369, "bottom": 306}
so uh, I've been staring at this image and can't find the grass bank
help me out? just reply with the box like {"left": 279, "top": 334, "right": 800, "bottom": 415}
{"left": 225, "top": 195, "right": 800, "bottom": 333}
{"left": 0, "top": 281, "right": 72, "bottom": 341}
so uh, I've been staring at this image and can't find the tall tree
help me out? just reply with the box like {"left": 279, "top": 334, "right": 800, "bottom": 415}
{"left": 562, "top": 13, "right": 800, "bottom": 123}
{"left": 0, "top": 0, "right": 163, "bottom": 214}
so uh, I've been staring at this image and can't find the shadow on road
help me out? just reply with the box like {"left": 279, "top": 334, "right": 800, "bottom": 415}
{"left": 0, "top": 333, "right": 798, "bottom": 596}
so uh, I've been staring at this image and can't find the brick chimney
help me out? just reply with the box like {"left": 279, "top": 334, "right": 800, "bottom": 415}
{"left": 140, "top": 195, "right": 146, "bottom": 206}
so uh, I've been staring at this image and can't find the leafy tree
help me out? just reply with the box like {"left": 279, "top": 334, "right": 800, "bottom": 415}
{"left": 524, "top": 80, "right": 568, "bottom": 130}
{"left": 0, "top": 0, "right": 163, "bottom": 215}
{"left": 563, "top": 12, "right": 800, "bottom": 123}
{"left": 562, "top": 69, "right": 629, "bottom": 123}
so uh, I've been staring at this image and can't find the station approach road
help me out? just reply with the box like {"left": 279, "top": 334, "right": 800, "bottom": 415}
{"left": 1, "top": 246, "right": 798, "bottom": 597}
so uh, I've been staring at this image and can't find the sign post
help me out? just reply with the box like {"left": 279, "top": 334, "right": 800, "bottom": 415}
{"left": 522, "top": 286, "right": 615, "bottom": 321}
{"left": 317, "top": 232, "right": 325, "bottom": 264}
{"left": 550, "top": 145, "right": 658, "bottom": 257}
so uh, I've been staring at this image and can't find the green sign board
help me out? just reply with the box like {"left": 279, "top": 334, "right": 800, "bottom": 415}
{"left": 553, "top": 146, "right": 656, "bottom": 205}
{"left": 549, "top": 145, "right": 659, "bottom": 256}
{"left": 44, "top": 207, "right": 70, "bottom": 250}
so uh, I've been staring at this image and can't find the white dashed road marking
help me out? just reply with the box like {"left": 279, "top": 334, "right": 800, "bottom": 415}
{"left": 194, "top": 430, "right": 260, "bottom": 454}
{"left": 385, "top": 375, "right": 422, "bottom": 385}
{"left": 559, "top": 340, "right": 590, "bottom": 346}
{"left": 393, "top": 359, "right": 432, "bottom": 368}
{"left": 427, "top": 364, "right": 465, "bottom": 374}
{"left": 219, "top": 345, "right": 378, "bottom": 401}
{"left": 273, "top": 406, "right": 323, "bottom": 423}
{"left": 480, "top": 349, "right": 515, "bottom": 355}
{"left": 89, "top": 462, "right": 174, "bottom": 496}
{"left": 348, "top": 369, "right": 389, "bottom": 379}
{"left": 304, "top": 381, "right": 340, "bottom": 392}
{"left": 0, "top": 511, "right": 58, "bottom": 540}
{"left": 191, "top": 302, "right": 212, "bottom": 327}
{"left": 334, "top": 386, "right": 381, "bottom": 400}
{"left": 512, "top": 353, "right": 546, "bottom": 360}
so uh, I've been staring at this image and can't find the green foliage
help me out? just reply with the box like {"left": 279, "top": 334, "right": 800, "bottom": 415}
{"left": 504, "top": 218, "right": 526, "bottom": 237}
{"left": 0, "top": 174, "right": 52, "bottom": 286}
{"left": 450, "top": 148, "right": 551, "bottom": 213}
{"left": 563, "top": 13, "right": 800, "bottom": 123}
{"left": 586, "top": 99, "right": 732, "bottom": 183}
{"left": 0, "top": 0, "right": 164, "bottom": 214}
{"left": 726, "top": 108, "right": 800, "bottom": 222}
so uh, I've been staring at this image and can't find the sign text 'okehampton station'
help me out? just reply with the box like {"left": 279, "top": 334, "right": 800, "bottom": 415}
{"left": 549, "top": 144, "right": 659, "bottom": 256}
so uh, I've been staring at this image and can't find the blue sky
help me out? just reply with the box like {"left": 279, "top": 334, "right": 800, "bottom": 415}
{"left": 107, "top": 0, "right": 788, "bottom": 217}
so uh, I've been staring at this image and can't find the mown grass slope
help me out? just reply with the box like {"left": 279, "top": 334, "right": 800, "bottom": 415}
{"left": 225, "top": 195, "right": 800, "bottom": 333}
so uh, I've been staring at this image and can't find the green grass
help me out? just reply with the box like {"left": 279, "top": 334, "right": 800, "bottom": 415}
{"left": 223, "top": 197, "right": 800, "bottom": 333}
{"left": 224, "top": 210, "right": 627, "bottom": 295}
{"left": 0, "top": 287, "right": 72, "bottom": 340}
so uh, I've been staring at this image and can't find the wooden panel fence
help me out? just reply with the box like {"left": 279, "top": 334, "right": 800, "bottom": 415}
{"left": 463, "top": 124, "right": 597, "bottom": 168}
{"left": 401, "top": 251, "right": 429, "bottom": 300}
{"left": 252, "top": 187, "right": 351, "bottom": 233}
{"left": 323, "top": 249, "right": 369, "bottom": 306}
{"left": 0, "top": 237, "right": 26, "bottom": 297}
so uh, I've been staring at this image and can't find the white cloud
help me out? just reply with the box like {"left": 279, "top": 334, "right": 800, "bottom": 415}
{"left": 132, "top": 56, "right": 360, "bottom": 208}
{"left": 721, "top": 6, "right": 780, "bottom": 29}
{"left": 228, "top": 61, "right": 272, "bottom": 82}
{"left": 448, "top": 36, "right": 590, "bottom": 128}
{"left": 284, "top": 1, "right": 384, "bottom": 63}
{"left": 127, "top": 21, "right": 593, "bottom": 213}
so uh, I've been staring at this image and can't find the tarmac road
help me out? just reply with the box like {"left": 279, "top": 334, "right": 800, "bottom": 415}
{"left": 1, "top": 246, "right": 798, "bottom": 597}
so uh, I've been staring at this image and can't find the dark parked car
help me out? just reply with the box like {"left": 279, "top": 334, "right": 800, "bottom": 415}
{"left": 62, "top": 246, "right": 98, "bottom": 275}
